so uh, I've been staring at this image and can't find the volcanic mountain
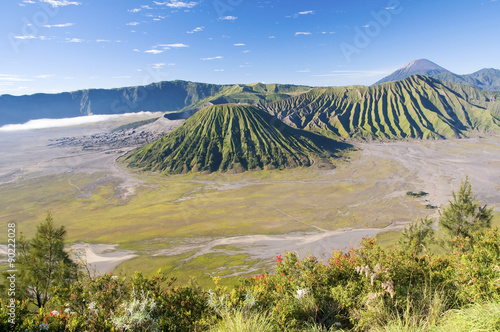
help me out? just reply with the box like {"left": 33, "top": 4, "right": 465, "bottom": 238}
{"left": 374, "top": 59, "right": 449, "bottom": 85}
{"left": 375, "top": 59, "right": 500, "bottom": 91}
{"left": 265, "top": 75, "right": 500, "bottom": 140}
{"left": 125, "top": 104, "right": 342, "bottom": 174}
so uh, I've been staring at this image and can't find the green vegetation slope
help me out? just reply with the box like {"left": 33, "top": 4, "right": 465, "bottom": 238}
{"left": 126, "top": 104, "right": 340, "bottom": 174}
{"left": 433, "top": 67, "right": 500, "bottom": 92}
{"left": 164, "top": 83, "right": 311, "bottom": 120}
{"left": 265, "top": 75, "right": 500, "bottom": 139}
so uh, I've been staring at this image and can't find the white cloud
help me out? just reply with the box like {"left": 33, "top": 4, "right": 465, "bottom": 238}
{"left": 64, "top": 38, "right": 83, "bottom": 43}
{"left": 0, "top": 74, "right": 34, "bottom": 82}
{"left": 242, "top": 50, "right": 250, "bottom": 53}
{"left": 113, "top": 76, "right": 131, "bottom": 79}
{"left": 96, "top": 39, "right": 111, "bottom": 42}
{"left": 214, "top": 69, "right": 224, "bottom": 72}
{"left": 158, "top": 43, "right": 188, "bottom": 48}
{"left": 129, "top": 8, "right": 141, "bottom": 12}
{"left": 289, "top": 10, "right": 314, "bottom": 18}
{"left": 127, "top": 22, "right": 140, "bottom": 26}
{"left": 40, "top": 0, "right": 81, "bottom": 7}
{"left": 362, "top": 25, "right": 370, "bottom": 28}
{"left": 152, "top": 63, "right": 165, "bottom": 69}
{"left": 219, "top": 16, "right": 238, "bottom": 20}
{"left": 154, "top": 1, "right": 198, "bottom": 8}
{"left": 133, "top": 48, "right": 141, "bottom": 52}
{"left": 14, "top": 35, "right": 53, "bottom": 41}
{"left": 14, "top": 35, "right": 37, "bottom": 40}
{"left": 43, "top": 23, "right": 74, "bottom": 28}
{"left": 321, "top": 31, "right": 336, "bottom": 34}
{"left": 187, "top": 26, "right": 204, "bottom": 34}
{"left": 234, "top": 43, "right": 245, "bottom": 46}
{"left": 0, "top": 112, "right": 159, "bottom": 132}
{"left": 268, "top": 36, "right": 275, "bottom": 39}
{"left": 145, "top": 49, "right": 164, "bottom": 54}
{"left": 295, "top": 32, "right": 312, "bottom": 36}
{"left": 34, "top": 74, "right": 55, "bottom": 78}
{"left": 201, "top": 56, "right": 223, "bottom": 60}
{"left": 296, "top": 69, "right": 311, "bottom": 73}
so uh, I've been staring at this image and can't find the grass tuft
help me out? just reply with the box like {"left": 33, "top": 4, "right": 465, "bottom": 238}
{"left": 211, "top": 309, "right": 276, "bottom": 332}
{"left": 433, "top": 301, "right": 500, "bottom": 332}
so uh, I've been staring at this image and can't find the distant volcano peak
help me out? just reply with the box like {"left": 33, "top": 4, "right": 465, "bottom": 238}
{"left": 401, "top": 59, "right": 447, "bottom": 72}
{"left": 374, "top": 59, "right": 449, "bottom": 85}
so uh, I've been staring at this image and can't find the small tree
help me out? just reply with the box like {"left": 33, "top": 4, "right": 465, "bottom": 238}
{"left": 399, "top": 217, "right": 434, "bottom": 254}
{"left": 16, "top": 213, "right": 78, "bottom": 308}
{"left": 439, "top": 177, "right": 493, "bottom": 248}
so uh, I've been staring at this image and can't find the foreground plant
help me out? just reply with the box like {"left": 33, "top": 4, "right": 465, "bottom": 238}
{"left": 14, "top": 213, "right": 78, "bottom": 308}
{"left": 439, "top": 177, "right": 493, "bottom": 249}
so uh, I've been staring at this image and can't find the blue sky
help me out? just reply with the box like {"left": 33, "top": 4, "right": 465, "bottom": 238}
{"left": 1, "top": 0, "right": 499, "bottom": 96}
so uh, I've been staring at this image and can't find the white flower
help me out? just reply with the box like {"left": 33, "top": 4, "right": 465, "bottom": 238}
{"left": 51, "top": 310, "right": 59, "bottom": 316}
{"left": 295, "top": 288, "right": 309, "bottom": 299}
{"left": 111, "top": 275, "right": 119, "bottom": 279}
{"left": 88, "top": 301, "right": 96, "bottom": 310}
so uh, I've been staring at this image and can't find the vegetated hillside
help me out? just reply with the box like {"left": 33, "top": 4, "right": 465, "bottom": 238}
{"left": 422, "top": 69, "right": 500, "bottom": 92}
{"left": 264, "top": 75, "right": 500, "bottom": 140}
{"left": 164, "top": 82, "right": 311, "bottom": 120}
{"left": 468, "top": 68, "right": 500, "bottom": 91}
{"left": 0, "top": 80, "right": 228, "bottom": 126}
{"left": 126, "top": 104, "right": 342, "bottom": 174}
{"left": 375, "top": 59, "right": 500, "bottom": 91}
